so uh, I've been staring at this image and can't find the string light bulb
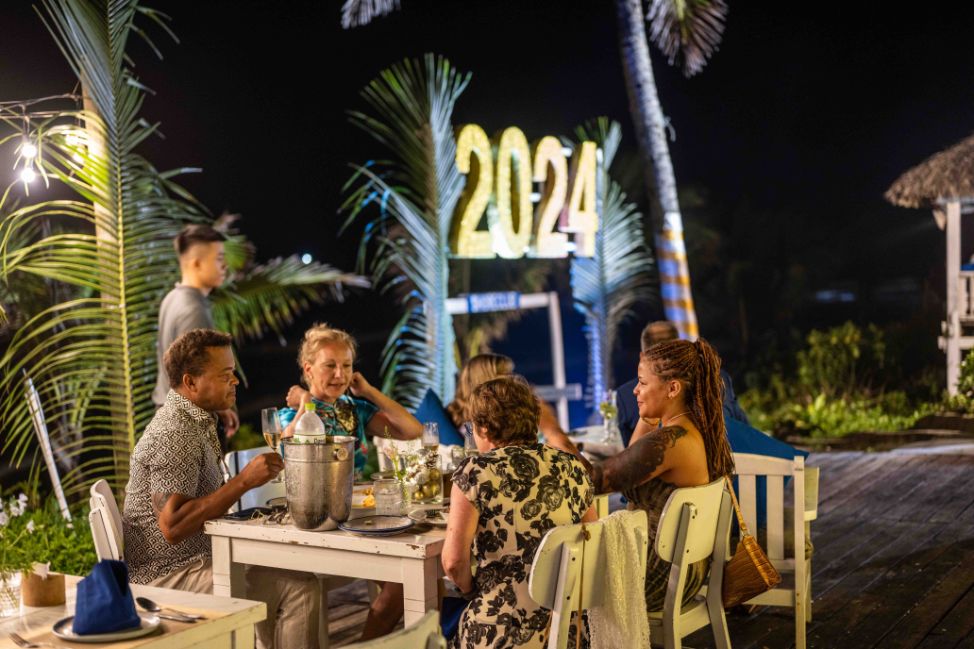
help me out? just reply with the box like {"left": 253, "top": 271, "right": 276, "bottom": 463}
{"left": 20, "top": 167, "right": 36, "bottom": 183}
{"left": 21, "top": 141, "right": 37, "bottom": 159}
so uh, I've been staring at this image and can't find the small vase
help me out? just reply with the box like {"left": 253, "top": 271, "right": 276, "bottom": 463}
{"left": 0, "top": 571, "right": 22, "bottom": 618}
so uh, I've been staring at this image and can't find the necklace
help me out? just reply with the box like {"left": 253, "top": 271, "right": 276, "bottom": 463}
{"left": 659, "top": 411, "right": 691, "bottom": 428}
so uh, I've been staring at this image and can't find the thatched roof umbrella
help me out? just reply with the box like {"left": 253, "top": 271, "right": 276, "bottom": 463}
{"left": 886, "top": 133, "right": 974, "bottom": 226}
{"left": 886, "top": 133, "right": 974, "bottom": 393}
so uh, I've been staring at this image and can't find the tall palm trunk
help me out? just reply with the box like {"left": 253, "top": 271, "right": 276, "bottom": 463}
{"left": 616, "top": 0, "right": 698, "bottom": 340}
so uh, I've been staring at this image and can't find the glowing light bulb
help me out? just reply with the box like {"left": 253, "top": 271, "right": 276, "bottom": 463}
{"left": 21, "top": 142, "right": 37, "bottom": 159}
{"left": 301, "top": 253, "right": 312, "bottom": 264}
{"left": 20, "top": 167, "right": 36, "bottom": 183}
{"left": 65, "top": 133, "right": 80, "bottom": 146}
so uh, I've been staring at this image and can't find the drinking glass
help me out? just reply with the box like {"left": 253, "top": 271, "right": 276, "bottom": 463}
{"left": 373, "top": 478, "right": 402, "bottom": 516}
{"left": 261, "top": 407, "right": 284, "bottom": 483}
{"left": 422, "top": 422, "right": 439, "bottom": 450}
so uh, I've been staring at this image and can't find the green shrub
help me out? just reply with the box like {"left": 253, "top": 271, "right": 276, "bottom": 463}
{"left": 741, "top": 321, "right": 940, "bottom": 437}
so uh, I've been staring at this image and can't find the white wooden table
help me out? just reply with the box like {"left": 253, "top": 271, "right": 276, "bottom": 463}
{"left": 205, "top": 518, "right": 445, "bottom": 627}
{"left": 0, "top": 576, "right": 264, "bottom": 649}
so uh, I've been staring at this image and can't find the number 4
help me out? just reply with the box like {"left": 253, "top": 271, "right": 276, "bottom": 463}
{"left": 564, "top": 141, "right": 598, "bottom": 257}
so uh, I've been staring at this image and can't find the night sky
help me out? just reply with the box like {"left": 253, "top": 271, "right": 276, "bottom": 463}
{"left": 3, "top": 1, "right": 974, "bottom": 419}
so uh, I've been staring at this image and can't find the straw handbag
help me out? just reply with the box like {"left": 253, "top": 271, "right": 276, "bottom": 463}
{"left": 721, "top": 476, "right": 781, "bottom": 608}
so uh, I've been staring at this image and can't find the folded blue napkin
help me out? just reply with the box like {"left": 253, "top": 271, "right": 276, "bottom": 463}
{"left": 73, "top": 560, "right": 141, "bottom": 635}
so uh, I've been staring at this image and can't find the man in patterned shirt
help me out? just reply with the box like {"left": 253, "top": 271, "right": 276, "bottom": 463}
{"left": 124, "top": 329, "right": 320, "bottom": 648}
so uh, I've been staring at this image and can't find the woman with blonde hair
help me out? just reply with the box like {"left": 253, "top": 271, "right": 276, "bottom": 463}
{"left": 591, "top": 338, "right": 735, "bottom": 612}
{"left": 446, "top": 353, "right": 580, "bottom": 455}
{"left": 281, "top": 323, "right": 422, "bottom": 640}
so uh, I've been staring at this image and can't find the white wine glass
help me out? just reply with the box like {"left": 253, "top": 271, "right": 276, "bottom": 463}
{"left": 261, "top": 407, "right": 284, "bottom": 484}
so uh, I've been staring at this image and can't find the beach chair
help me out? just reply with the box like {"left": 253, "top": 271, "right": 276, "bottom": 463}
{"left": 529, "top": 478, "right": 732, "bottom": 649}
{"left": 88, "top": 479, "right": 123, "bottom": 561}
{"left": 343, "top": 609, "right": 445, "bottom": 648}
{"left": 731, "top": 453, "right": 816, "bottom": 649}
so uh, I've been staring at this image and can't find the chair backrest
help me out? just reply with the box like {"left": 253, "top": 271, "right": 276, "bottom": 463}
{"left": 224, "top": 446, "right": 285, "bottom": 511}
{"left": 655, "top": 478, "right": 727, "bottom": 564}
{"left": 528, "top": 510, "right": 649, "bottom": 648}
{"left": 804, "top": 465, "right": 820, "bottom": 522}
{"left": 344, "top": 609, "right": 445, "bottom": 649}
{"left": 732, "top": 453, "right": 804, "bottom": 564}
{"left": 89, "top": 480, "right": 123, "bottom": 560}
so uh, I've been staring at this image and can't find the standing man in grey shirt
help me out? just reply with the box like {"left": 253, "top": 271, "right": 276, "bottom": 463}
{"left": 152, "top": 224, "right": 239, "bottom": 437}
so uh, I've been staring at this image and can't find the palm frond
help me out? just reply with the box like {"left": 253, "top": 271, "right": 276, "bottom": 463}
{"left": 341, "top": 0, "right": 400, "bottom": 29}
{"left": 646, "top": 0, "right": 728, "bottom": 77}
{"left": 211, "top": 256, "right": 369, "bottom": 344}
{"left": 570, "top": 118, "right": 656, "bottom": 405}
{"left": 0, "top": 0, "right": 205, "bottom": 499}
{"left": 344, "top": 54, "right": 469, "bottom": 407}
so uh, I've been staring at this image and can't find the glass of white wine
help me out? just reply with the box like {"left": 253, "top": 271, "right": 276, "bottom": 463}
{"left": 261, "top": 407, "right": 284, "bottom": 484}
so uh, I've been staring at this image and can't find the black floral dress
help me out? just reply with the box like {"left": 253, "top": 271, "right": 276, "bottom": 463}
{"left": 450, "top": 443, "right": 594, "bottom": 649}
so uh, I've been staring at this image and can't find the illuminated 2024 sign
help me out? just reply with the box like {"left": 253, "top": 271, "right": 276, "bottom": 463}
{"left": 451, "top": 124, "right": 598, "bottom": 259}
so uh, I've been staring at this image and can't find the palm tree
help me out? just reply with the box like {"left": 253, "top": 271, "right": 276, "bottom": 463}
{"left": 615, "top": 0, "right": 727, "bottom": 340}
{"left": 0, "top": 0, "right": 364, "bottom": 498}
{"left": 571, "top": 118, "right": 656, "bottom": 403}
{"left": 343, "top": 54, "right": 468, "bottom": 408}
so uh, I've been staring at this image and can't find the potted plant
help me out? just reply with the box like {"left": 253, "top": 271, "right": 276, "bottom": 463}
{"left": 0, "top": 493, "right": 97, "bottom": 615}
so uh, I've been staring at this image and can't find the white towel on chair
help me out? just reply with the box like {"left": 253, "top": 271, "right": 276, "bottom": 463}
{"left": 588, "top": 510, "right": 650, "bottom": 649}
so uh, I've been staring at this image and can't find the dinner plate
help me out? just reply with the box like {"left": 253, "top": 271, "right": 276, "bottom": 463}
{"left": 408, "top": 506, "right": 449, "bottom": 527}
{"left": 53, "top": 613, "right": 161, "bottom": 643}
{"left": 339, "top": 515, "right": 413, "bottom": 536}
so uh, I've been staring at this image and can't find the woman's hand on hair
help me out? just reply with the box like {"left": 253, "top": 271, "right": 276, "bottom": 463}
{"left": 348, "top": 371, "right": 373, "bottom": 398}
{"left": 286, "top": 385, "right": 309, "bottom": 408}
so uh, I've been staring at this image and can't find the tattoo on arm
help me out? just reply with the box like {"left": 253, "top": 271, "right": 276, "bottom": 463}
{"left": 151, "top": 492, "right": 173, "bottom": 516}
{"left": 596, "top": 425, "right": 687, "bottom": 493}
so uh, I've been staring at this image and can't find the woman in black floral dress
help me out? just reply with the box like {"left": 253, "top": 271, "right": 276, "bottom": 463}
{"left": 443, "top": 376, "right": 595, "bottom": 649}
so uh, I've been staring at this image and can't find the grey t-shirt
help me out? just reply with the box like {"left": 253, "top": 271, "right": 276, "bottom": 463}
{"left": 152, "top": 285, "right": 214, "bottom": 406}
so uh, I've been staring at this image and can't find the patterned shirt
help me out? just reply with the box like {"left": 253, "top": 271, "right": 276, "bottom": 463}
{"left": 123, "top": 390, "right": 225, "bottom": 584}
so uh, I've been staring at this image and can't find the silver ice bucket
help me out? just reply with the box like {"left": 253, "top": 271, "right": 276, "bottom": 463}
{"left": 282, "top": 436, "right": 355, "bottom": 531}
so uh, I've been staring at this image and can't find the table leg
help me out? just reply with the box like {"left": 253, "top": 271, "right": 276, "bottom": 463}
{"left": 401, "top": 556, "right": 439, "bottom": 627}
{"left": 211, "top": 536, "right": 246, "bottom": 597}
{"left": 232, "top": 623, "right": 256, "bottom": 649}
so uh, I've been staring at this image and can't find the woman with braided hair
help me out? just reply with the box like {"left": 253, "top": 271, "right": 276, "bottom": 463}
{"left": 590, "top": 337, "right": 735, "bottom": 611}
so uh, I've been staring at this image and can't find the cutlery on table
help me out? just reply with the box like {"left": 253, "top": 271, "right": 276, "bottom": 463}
{"left": 136, "top": 596, "right": 205, "bottom": 620}
{"left": 8, "top": 632, "right": 54, "bottom": 648}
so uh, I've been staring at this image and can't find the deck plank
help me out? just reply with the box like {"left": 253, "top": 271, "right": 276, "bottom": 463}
{"left": 322, "top": 446, "right": 974, "bottom": 648}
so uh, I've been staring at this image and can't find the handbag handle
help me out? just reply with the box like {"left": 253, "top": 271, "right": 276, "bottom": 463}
{"left": 723, "top": 476, "right": 752, "bottom": 537}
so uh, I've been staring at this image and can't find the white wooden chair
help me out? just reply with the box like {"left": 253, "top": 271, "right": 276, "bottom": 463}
{"left": 528, "top": 509, "right": 649, "bottom": 649}
{"left": 648, "top": 478, "right": 732, "bottom": 649}
{"left": 732, "top": 453, "right": 813, "bottom": 649}
{"left": 88, "top": 479, "right": 123, "bottom": 561}
{"left": 224, "top": 446, "right": 285, "bottom": 512}
{"left": 529, "top": 478, "right": 732, "bottom": 649}
{"left": 343, "top": 609, "right": 444, "bottom": 648}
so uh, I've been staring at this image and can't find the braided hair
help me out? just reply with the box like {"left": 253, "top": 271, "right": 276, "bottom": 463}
{"left": 642, "top": 338, "right": 735, "bottom": 480}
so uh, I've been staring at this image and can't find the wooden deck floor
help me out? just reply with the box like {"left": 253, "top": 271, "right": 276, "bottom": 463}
{"left": 324, "top": 444, "right": 974, "bottom": 648}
